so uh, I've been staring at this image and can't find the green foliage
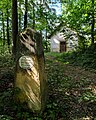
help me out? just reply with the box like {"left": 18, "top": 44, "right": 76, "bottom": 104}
{"left": 43, "top": 40, "right": 50, "bottom": 52}
{"left": 0, "top": 49, "right": 14, "bottom": 68}
{"left": 0, "top": 115, "right": 13, "bottom": 120}
{"left": 62, "top": 0, "right": 96, "bottom": 44}
{"left": 0, "top": 0, "right": 96, "bottom": 118}
{"left": 55, "top": 43, "right": 96, "bottom": 69}
{"left": 81, "top": 92, "right": 96, "bottom": 102}
{"left": 63, "top": 0, "right": 91, "bottom": 29}
{"left": 77, "top": 34, "right": 90, "bottom": 50}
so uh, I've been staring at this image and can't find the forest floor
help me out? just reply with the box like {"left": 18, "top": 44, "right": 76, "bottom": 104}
{"left": 0, "top": 53, "right": 96, "bottom": 120}
{"left": 45, "top": 54, "right": 96, "bottom": 120}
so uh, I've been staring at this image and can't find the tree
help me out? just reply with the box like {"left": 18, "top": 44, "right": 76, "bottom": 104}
{"left": 1, "top": 12, "right": 6, "bottom": 46}
{"left": 18, "top": 1, "right": 22, "bottom": 32}
{"left": 6, "top": 7, "right": 10, "bottom": 52}
{"left": 32, "top": 1, "right": 35, "bottom": 29}
{"left": 91, "top": 0, "right": 95, "bottom": 44}
{"left": 0, "top": 0, "right": 62, "bottom": 53}
{"left": 12, "top": 0, "right": 18, "bottom": 56}
{"left": 24, "top": 0, "right": 28, "bottom": 29}
{"left": 62, "top": 0, "right": 96, "bottom": 45}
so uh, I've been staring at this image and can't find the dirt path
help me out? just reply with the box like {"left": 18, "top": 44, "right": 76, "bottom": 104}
{"left": 64, "top": 64, "right": 96, "bottom": 81}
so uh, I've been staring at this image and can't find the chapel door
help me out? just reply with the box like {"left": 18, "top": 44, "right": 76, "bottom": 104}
{"left": 60, "top": 41, "right": 66, "bottom": 52}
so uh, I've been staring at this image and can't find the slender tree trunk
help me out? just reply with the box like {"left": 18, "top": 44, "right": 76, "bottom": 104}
{"left": 2, "top": 12, "right": 6, "bottom": 46}
{"left": 46, "top": 14, "right": 48, "bottom": 51}
{"left": 18, "top": 1, "right": 22, "bottom": 32}
{"left": 12, "top": 0, "right": 18, "bottom": 56}
{"left": 24, "top": 0, "right": 28, "bottom": 29}
{"left": 32, "top": 1, "right": 35, "bottom": 29}
{"left": 6, "top": 8, "right": 10, "bottom": 53}
{"left": 91, "top": 0, "right": 95, "bottom": 44}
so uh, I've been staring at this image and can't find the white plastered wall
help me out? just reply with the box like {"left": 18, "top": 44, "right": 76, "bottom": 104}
{"left": 50, "top": 31, "right": 78, "bottom": 52}
{"left": 50, "top": 36, "right": 60, "bottom": 52}
{"left": 50, "top": 32, "right": 65, "bottom": 52}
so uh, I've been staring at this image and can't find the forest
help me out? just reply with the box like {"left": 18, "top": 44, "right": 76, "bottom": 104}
{"left": 0, "top": 0, "right": 96, "bottom": 120}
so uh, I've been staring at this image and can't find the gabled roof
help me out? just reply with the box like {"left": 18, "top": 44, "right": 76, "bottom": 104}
{"left": 51, "top": 32, "right": 65, "bottom": 42}
{"left": 48, "top": 22, "right": 78, "bottom": 41}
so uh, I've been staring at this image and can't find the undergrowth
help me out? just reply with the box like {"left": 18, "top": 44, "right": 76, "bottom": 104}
{"left": 48, "top": 43, "right": 96, "bottom": 70}
{"left": 0, "top": 45, "right": 96, "bottom": 119}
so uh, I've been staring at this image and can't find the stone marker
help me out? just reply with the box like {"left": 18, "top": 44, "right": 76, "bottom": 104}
{"left": 15, "top": 28, "right": 47, "bottom": 112}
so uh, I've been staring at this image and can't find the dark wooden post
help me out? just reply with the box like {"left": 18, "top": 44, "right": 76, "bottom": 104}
{"left": 15, "top": 28, "right": 47, "bottom": 112}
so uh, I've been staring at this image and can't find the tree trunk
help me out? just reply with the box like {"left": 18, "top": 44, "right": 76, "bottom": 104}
{"left": 24, "top": 0, "right": 28, "bottom": 29}
{"left": 32, "top": 1, "right": 35, "bottom": 29}
{"left": 12, "top": 0, "right": 18, "bottom": 56}
{"left": 6, "top": 8, "right": 10, "bottom": 53}
{"left": 46, "top": 14, "right": 48, "bottom": 51}
{"left": 91, "top": 0, "right": 95, "bottom": 44}
{"left": 2, "top": 12, "right": 6, "bottom": 46}
{"left": 18, "top": 1, "right": 22, "bottom": 32}
{"left": 15, "top": 28, "right": 47, "bottom": 112}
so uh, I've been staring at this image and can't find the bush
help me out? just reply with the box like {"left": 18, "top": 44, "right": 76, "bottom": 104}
{"left": 57, "top": 43, "right": 96, "bottom": 69}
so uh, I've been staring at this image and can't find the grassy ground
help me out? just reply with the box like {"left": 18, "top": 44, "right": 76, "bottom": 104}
{"left": 0, "top": 52, "right": 96, "bottom": 120}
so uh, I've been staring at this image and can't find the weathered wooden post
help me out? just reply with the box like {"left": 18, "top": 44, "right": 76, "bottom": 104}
{"left": 15, "top": 28, "right": 47, "bottom": 112}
